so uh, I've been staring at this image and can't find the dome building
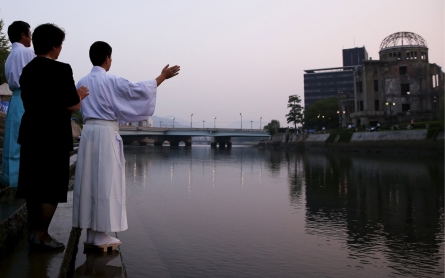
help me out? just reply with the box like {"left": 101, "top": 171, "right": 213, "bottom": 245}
{"left": 350, "top": 31, "right": 443, "bottom": 128}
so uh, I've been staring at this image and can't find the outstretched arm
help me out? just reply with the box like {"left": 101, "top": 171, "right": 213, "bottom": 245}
{"left": 156, "top": 64, "right": 180, "bottom": 86}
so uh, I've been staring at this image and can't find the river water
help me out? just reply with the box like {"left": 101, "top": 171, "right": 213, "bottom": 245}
{"left": 117, "top": 145, "right": 444, "bottom": 278}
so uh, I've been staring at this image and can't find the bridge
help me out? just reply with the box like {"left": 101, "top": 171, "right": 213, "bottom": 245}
{"left": 119, "top": 126, "right": 270, "bottom": 147}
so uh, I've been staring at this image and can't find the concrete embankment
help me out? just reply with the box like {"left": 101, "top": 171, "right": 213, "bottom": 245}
{"left": 265, "top": 129, "right": 444, "bottom": 156}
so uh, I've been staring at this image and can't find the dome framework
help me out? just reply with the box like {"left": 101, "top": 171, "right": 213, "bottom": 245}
{"left": 379, "top": 32, "right": 427, "bottom": 51}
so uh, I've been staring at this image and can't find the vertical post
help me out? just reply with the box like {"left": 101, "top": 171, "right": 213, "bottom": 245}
{"left": 190, "top": 113, "right": 193, "bottom": 128}
{"left": 259, "top": 117, "right": 262, "bottom": 129}
{"left": 202, "top": 120, "right": 205, "bottom": 128}
{"left": 172, "top": 117, "right": 175, "bottom": 128}
{"left": 240, "top": 113, "right": 243, "bottom": 130}
{"left": 159, "top": 121, "right": 162, "bottom": 128}
{"left": 250, "top": 121, "right": 253, "bottom": 129}
{"left": 213, "top": 117, "right": 216, "bottom": 129}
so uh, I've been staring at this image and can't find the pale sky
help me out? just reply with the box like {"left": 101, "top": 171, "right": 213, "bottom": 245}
{"left": 1, "top": 0, "right": 443, "bottom": 128}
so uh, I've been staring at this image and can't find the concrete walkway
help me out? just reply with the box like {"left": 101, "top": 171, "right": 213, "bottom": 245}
{"left": 0, "top": 153, "right": 126, "bottom": 278}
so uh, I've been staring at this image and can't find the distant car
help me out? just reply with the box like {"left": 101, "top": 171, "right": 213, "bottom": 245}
{"left": 308, "top": 129, "right": 315, "bottom": 134}
{"left": 347, "top": 124, "right": 356, "bottom": 129}
{"left": 369, "top": 126, "right": 376, "bottom": 131}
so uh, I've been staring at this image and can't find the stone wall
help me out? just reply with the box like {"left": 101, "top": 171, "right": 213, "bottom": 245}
{"left": 266, "top": 130, "right": 444, "bottom": 156}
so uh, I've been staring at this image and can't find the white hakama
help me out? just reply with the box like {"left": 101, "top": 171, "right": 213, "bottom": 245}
{"left": 72, "top": 66, "right": 157, "bottom": 233}
{"left": 73, "top": 120, "right": 127, "bottom": 232}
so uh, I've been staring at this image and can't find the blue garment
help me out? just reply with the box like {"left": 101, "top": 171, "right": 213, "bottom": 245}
{"left": 2, "top": 88, "right": 24, "bottom": 187}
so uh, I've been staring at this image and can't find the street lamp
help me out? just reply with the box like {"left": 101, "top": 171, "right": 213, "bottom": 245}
{"left": 190, "top": 113, "right": 193, "bottom": 128}
{"left": 172, "top": 117, "right": 175, "bottom": 128}
{"left": 259, "top": 117, "right": 262, "bottom": 129}
{"left": 337, "top": 110, "right": 345, "bottom": 128}
{"left": 213, "top": 117, "right": 216, "bottom": 128}
{"left": 385, "top": 102, "right": 396, "bottom": 126}
{"left": 159, "top": 121, "right": 162, "bottom": 128}
{"left": 240, "top": 113, "right": 243, "bottom": 130}
{"left": 202, "top": 120, "right": 205, "bottom": 128}
{"left": 250, "top": 120, "right": 253, "bottom": 129}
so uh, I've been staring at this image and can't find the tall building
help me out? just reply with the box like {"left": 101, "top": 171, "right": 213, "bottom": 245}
{"left": 303, "top": 47, "right": 368, "bottom": 127}
{"left": 350, "top": 32, "right": 443, "bottom": 127}
{"left": 303, "top": 66, "right": 355, "bottom": 108}
{"left": 343, "top": 47, "right": 368, "bottom": 67}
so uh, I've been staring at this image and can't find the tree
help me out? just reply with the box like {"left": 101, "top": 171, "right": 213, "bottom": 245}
{"left": 264, "top": 119, "right": 280, "bottom": 135}
{"left": 0, "top": 16, "right": 11, "bottom": 84}
{"left": 285, "top": 94, "right": 304, "bottom": 130}
{"left": 303, "top": 97, "right": 338, "bottom": 130}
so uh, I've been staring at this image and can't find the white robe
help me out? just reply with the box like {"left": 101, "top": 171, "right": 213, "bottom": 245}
{"left": 5, "top": 43, "right": 35, "bottom": 90}
{"left": 72, "top": 66, "right": 157, "bottom": 232}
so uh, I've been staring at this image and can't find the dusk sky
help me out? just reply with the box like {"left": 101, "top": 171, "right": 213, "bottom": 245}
{"left": 1, "top": 0, "right": 443, "bottom": 128}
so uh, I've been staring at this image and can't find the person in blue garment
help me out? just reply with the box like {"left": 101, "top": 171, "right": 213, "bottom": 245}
{"left": 2, "top": 21, "right": 35, "bottom": 188}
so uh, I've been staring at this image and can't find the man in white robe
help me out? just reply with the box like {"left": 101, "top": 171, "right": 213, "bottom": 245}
{"left": 72, "top": 41, "right": 179, "bottom": 248}
{"left": 2, "top": 21, "right": 35, "bottom": 188}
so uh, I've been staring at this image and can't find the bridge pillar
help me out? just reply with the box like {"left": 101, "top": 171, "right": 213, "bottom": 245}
{"left": 211, "top": 136, "right": 232, "bottom": 149}
{"left": 153, "top": 136, "right": 165, "bottom": 146}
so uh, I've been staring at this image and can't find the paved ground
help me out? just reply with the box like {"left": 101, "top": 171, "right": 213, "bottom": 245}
{"left": 0, "top": 154, "right": 125, "bottom": 278}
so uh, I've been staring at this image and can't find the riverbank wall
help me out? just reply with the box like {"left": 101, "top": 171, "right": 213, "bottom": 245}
{"left": 264, "top": 129, "right": 444, "bottom": 156}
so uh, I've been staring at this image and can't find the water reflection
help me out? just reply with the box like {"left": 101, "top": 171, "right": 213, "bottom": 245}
{"left": 293, "top": 153, "right": 444, "bottom": 277}
{"left": 122, "top": 146, "right": 443, "bottom": 277}
{"left": 73, "top": 250, "right": 122, "bottom": 277}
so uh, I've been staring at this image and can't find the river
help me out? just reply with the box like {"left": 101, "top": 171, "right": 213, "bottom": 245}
{"left": 116, "top": 145, "right": 444, "bottom": 278}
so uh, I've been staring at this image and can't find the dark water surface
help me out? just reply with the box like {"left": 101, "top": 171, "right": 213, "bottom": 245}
{"left": 118, "top": 146, "right": 444, "bottom": 278}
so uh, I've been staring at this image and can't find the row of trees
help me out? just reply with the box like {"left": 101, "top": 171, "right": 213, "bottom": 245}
{"left": 0, "top": 17, "right": 11, "bottom": 84}
{"left": 263, "top": 95, "right": 339, "bottom": 134}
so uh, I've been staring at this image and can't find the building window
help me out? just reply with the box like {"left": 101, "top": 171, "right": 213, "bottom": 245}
{"left": 375, "top": 100, "right": 379, "bottom": 111}
{"left": 432, "top": 74, "right": 439, "bottom": 88}
{"left": 401, "top": 83, "right": 410, "bottom": 95}
{"left": 358, "top": 101, "right": 363, "bottom": 111}
{"left": 399, "top": 66, "right": 407, "bottom": 75}
{"left": 402, "top": 104, "right": 410, "bottom": 112}
{"left": 397, "top": 52, "right": 401, "bottom": 60}
{"left": 374, "top": 80, "right": 379, "bottom": 91}
{"left": 357, "top": 81, "right": 363, "bottom": 93}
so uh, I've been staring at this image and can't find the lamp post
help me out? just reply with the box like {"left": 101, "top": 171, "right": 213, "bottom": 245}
{"left": 259, "top": 117, "right": 262, "bottom": 129}
{"left": 190, "top": 113, "right": 193, "bottom": 128}
{"left": 213, "top": 117, "right": 216, "bottom": 128}
{"left": 385, "top": 102, "right": 396, "bottom": 126}
{"left": 250, "top": 120, "right": 253, "bottom": 129}
{"left": 337, "top": 110, "right": 345, "bottom": 128}
{"left": 159, "top": 121, "right": 162, "bottom": 128}
{"left": 202, "top": 120, "right": 205, "bottom": 128}
{"left": 172, "top": 117, "right": 175, "bottom": 128}
{"left": 240, "top": 113, "right": 243, "bottom": 130}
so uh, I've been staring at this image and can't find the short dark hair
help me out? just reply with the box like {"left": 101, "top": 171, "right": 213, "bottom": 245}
{"left": 32, "top": 23, "right": 65, "bottom": 55}
{"left": 89, "top": 41, "right": 112, "bottom": 66}
{"left": 8, "top": 21, "right": 30, "bottom": 43}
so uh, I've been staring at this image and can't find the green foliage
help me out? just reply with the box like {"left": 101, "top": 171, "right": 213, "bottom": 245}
{"left": 0, "top": 17, "right": 11, "bottom": 84}
{"left": 303, "top": 97, "right": 339, "bottom": 130}
{"left": 285, "top": 94, "right": 304, "bottom": 130}
{"left": 426, "top": 127, "right": 443, "bottom": 140}
{"left": 264, "top": 119, "right": 280, "bottom": 136}
{"left": 325, "top": 130, "right": 354, "bottom": 143}
{"left": 325, "top": 133, "right": 336, "bottom": 143}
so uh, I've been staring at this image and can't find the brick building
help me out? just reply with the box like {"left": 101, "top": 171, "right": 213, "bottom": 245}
{"left": 350, "top": 32, "right": 444, "bottom": 128}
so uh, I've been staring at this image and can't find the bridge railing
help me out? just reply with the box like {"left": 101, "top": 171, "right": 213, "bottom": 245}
{"left": 119, "top": 126, "right": 267, "bottom": 133}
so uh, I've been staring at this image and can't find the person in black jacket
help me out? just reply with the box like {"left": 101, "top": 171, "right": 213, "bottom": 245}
{"left": 16, "top": 23, "right": 89, "bottom": 250}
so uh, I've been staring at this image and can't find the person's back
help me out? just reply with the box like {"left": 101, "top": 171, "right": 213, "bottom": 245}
{"left": 2, "top": 21, "right": 34, "bottom": 187}
{"left": 72, "top": 41, "right": 179, "bottom": 250}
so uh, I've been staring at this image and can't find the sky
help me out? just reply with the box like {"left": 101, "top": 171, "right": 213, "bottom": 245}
{"left": 1, "top": 0, "right": 443, "bottom": 128}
